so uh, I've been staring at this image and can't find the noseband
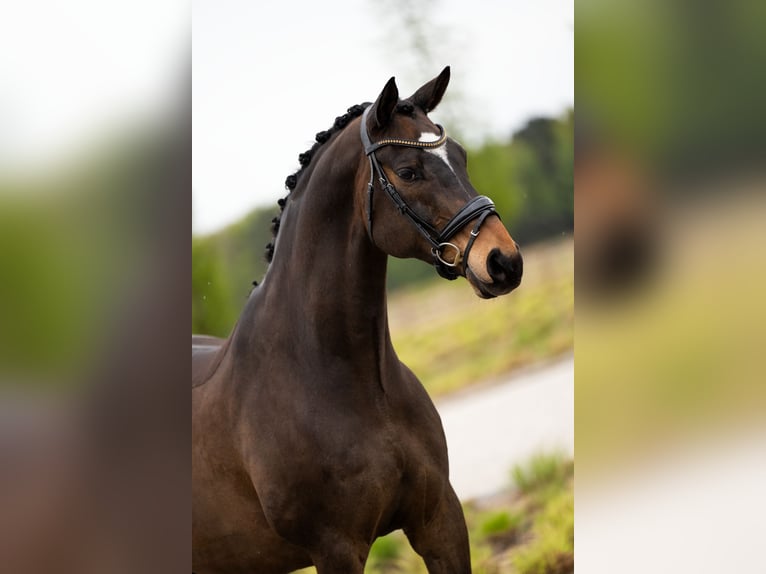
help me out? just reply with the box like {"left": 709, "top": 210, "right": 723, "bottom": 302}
{"left": 360, "top": 106, "right": 498, "bottom": 280}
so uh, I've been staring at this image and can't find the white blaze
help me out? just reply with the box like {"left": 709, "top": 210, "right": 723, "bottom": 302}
{"left": 419, "top": 132, "right": 454, "bottom": 173}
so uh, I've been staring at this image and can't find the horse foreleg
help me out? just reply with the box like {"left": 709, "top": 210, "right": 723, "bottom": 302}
{"left": 405, "top": 484, "right": 472, "bottom": 574}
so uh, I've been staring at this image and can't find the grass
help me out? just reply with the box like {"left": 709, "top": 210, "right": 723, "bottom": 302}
{"left": 389, "top": 237, "right": 573, "bottom": 397}
{"left": 512, "top": 452, "right": 572, "bottom": 498}
{"left": 507, "top": 454, "right": 574, "bottom": 574}
{"left": 510, "top": 489, "right": 574, "bottom": 574}
{"left": 479, "top": 510, "right": 524, "bottom": 538}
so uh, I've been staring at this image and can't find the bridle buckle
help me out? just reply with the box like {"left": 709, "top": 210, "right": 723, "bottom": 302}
{"left": 433, "top": 242, "right": 462, "bottom": 268}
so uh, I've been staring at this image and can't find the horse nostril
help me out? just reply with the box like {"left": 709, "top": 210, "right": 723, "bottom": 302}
{"left": 487, "top": 250, "right": 507, "bottom": 283}
{"left": 487, "top": 248, "right": 523, "bottom": 286}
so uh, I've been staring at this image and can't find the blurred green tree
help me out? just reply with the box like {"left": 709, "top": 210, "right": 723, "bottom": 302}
{"left": 192, "top": 237, "right": 233, "bottom": 336}
{"left": 468, "top": 110, "right": 573, "bottom": 246}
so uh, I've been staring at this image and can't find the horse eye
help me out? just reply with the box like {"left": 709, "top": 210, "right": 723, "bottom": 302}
{"left": 397, "top": 168, "right": 417, "bottom": 182}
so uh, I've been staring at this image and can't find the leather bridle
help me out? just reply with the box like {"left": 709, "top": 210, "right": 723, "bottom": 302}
{"left": 360, "top": 105, "right": 499, "bottom": 280}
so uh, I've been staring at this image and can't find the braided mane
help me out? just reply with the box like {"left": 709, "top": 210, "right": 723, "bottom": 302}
{"left": 264, "top": 103, "right": 371, "bottom": 263}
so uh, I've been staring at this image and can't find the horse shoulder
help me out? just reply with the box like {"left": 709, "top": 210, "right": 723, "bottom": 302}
{"left": 379, "top": 360, "right": 456, "bottom": 532}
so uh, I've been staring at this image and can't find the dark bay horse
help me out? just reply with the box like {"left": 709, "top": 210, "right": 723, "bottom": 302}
{"left": 192, "top": 67, "right": 523, "bottom": 573}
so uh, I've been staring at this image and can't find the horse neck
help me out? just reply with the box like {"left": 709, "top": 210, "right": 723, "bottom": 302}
{"left": 239, "top": 126, "right": 392, "bottom": 363}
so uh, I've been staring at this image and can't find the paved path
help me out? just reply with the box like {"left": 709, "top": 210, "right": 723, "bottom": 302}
{"left": 436, "top": 357, "right": 574, "bottom": 501}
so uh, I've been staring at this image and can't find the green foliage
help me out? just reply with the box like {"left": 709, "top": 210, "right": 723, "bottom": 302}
{"left": 497, "top": 454, "right": 575, "bottom": 574}
{"left": 511, "top": 490, "right": 574, "bottom": 574}
{"left": 192, "top": 237, "right": 234, "bottom": 337}
{"left": 479, "top": 510, "right": 522, "bottom": 538}
{"left": 191, "top": 207, "right": 276, "bottom": 336}
{"left": 511, "top": 452, "right": 570, "bottom": 497}
{"left": 468, "top": 111, "right": 573, "bottom": 246}
{"left": 506, "top": 453, "right": 574, "bottom": 574}
{"left": 369, "top": 534, "right": 402, "bottom": 561}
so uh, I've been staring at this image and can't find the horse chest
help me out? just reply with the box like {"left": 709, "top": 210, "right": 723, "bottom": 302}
{"left": 246, "top": 384, "right": 445, "bottom": 512}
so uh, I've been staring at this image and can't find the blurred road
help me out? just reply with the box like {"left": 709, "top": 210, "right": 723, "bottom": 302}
{"left": 436, "top": 356, "right": 574, "bottom": 501}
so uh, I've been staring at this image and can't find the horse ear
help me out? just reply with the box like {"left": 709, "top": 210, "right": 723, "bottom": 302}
{"left": 410, "top": 66, "right": 451, "bottom": 113}
{"left": 372, "top": 76, "right": 399, "bottom": 128}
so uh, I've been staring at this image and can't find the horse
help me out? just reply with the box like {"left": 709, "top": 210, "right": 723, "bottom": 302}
{"left": 192, "top": 67, "right": 523, "bottom": 574}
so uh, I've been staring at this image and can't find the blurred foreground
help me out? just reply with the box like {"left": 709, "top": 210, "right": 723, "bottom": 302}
{"left": 576, "top": 183, "right": 766, "bottom": 574}
{"left": 576, "top": 0, "right": 766, "bottom": 571}
{"left": 0, "top": 73, "right": 189, "bottom": 574}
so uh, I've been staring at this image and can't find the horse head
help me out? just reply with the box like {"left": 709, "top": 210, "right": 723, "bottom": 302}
{"left": 359, "top": 66, "right": 523, "bottom": 298}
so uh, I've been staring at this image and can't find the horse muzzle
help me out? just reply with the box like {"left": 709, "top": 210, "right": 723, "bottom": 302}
{"left": 466, "top": 247, "right": 523, "bottom": 299}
